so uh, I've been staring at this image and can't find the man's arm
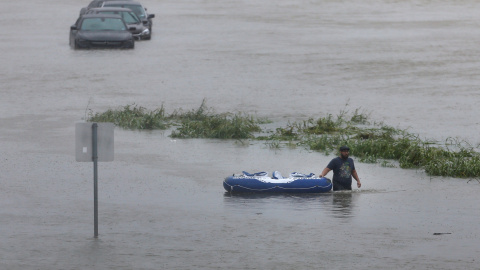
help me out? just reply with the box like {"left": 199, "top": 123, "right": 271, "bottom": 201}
{"left": 352, "top": 169, "right": 361, "bottom": 188}
{"left": 319, "top": 167, "right": 331, "bottom": 178}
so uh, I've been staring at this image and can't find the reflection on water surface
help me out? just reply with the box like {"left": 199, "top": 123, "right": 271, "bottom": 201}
{"left": 223, "top": 191, "right": 358, "bottom": 219}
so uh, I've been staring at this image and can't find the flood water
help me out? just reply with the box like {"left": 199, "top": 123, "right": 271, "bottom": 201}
{"left": 1, "top": 0, "right": 480, "bottom": 269}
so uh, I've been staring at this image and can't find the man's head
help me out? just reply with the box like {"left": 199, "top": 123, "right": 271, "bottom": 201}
{"left": 339, "top": 145, "right": 350, "bottom": 159}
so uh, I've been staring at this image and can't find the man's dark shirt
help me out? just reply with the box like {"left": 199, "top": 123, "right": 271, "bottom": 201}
{"left": 327, "top": 157, "right": 355, "bottom": 191}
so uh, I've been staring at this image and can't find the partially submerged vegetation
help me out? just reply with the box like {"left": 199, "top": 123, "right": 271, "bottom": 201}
{"left": 87, "top": 101, "right": 480, "bottom": 178}
{"left": 89, "top": 104, "right": 169, "bottom": 130}
{"left": 169, "top": 100, "right": 261, "bottom": 139}
{"left": 88, "top": 100, "right": 262, "bottom": 139}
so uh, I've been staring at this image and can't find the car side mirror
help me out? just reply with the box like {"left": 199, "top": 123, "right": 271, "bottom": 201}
{"left": 148, "top": 14, "right": 155, "bottom": 19}
{"left": 71, "top": 25, "right": 77, "bottom": 30}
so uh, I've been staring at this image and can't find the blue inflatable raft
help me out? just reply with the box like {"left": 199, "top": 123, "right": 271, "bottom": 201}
{"left": 223, "top": 171, "right": 332, "bottom": 193}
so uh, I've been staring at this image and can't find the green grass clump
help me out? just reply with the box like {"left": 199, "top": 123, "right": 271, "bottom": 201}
{"left": 300, "top": 115, "right": 342, "bottom": 135}
{"left": 88, "top": 100, "right": 263, "bottom": 139}
{"left": 170, "top": 113, "right": 261, "bottom": 139}
{"left": 168, "top": 99, "right": 262, "bottom": 139}
{"left": 168, "top": 99, "right": 213, "bottom": 122}
{"left": 88, "top": 104, "right": 169, "bottom": 130}
{"left": 277, "top": 109, "right": 480, "bottom": 178}
{"left": 425, "top": 155, "right": 480, "bottom": 177}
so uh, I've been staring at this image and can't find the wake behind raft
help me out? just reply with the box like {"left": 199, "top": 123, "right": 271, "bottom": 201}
{"left": 223, "top": 171, "right": 332, "bottom": 193}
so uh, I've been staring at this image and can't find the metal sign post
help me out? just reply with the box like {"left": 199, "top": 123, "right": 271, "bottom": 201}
{"left": 92, "top": 123, "right": 99, "bottom": 237}
{"left": 76, "top": 122, "right": 114, "bottom": 238}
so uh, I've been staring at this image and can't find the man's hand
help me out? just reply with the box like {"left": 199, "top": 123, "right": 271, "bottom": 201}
{"left": 357, "top": 181, "right": 361, "bottom": 188}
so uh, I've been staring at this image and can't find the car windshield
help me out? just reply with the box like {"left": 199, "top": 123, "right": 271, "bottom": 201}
{"left": 80, "top": 17, "right": 126, "bottom": 31}
{"left": 99, "top": 11, "right": 140, "bottom": 24}
{"left": 104, "top": 4, "right": 146, "bottom": 19}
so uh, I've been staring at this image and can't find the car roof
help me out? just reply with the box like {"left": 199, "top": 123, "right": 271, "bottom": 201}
{"left": 81, "top": 13, "right": 123, "bottom": 19}
{"left": 90, "top": 0, "right": 132, "bottom": 3}
{"left": 88, "top": 0, "right": 131, "bottom": 5}
{"left": 89, "top": 7, "right": 135, "bottom": 12}
{"left": 103, "top": 1, "right": 142, "bottom": 5}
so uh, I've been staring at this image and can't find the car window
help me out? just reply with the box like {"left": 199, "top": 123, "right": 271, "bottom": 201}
{"left": 104, "top": 4, "right": 146, "bottom": 19}
{"left": 122, "top": 12, "right": 140, "bottom": 24}
{"left": 80, "top": 17, "right": 127, "bottom": 31}
{"left": 99, "top": 11, "right": 140, "bottom": 24}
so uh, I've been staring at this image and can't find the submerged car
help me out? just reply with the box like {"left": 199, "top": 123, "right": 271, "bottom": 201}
{"left": 86, "top": 7, "right": 150, "bottom": 40}
{"left": 102, "top": 1, "right": 154, "bottom": 38}
{"left": 69, "top": 14, "right": 135, "bottom": 49}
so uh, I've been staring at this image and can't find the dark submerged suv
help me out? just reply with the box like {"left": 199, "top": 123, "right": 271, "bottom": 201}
{"left": 86, "top": 7, "right": 151, "bottom": 40}
{"left": 102, "top": 0, "right": 154, "bottom": 39}
{"left": 69, "top": 13, "right": 135, "bottom": 49}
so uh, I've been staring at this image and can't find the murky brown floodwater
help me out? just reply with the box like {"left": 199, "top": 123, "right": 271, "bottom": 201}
{"left": 1, "top": 0, "right": 480, "bottom": 269}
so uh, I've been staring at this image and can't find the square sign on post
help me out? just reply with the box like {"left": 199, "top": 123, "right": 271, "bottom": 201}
{"left": 75, "top": 122, "right": 114, "bottom": 238}
{"left": 75, "top": 122, "right": 114, "bottom": 162}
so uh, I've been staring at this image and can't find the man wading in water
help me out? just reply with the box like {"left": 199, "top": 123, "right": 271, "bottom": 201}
{"left": 319, "top": 146, "right": 361, "bottom": 191}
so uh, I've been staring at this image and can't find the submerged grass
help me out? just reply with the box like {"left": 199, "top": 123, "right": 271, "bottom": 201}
{"left": 88, "top": 101, "right": 480, "bottom": 178}
{"left": 265, "top": 108, "right": 480, "bottom": 178}
{"left": 170, "top": 113, "right": 261, "bottom": 139}
{"left": 88, "top": 100, "right": 262, "bottom": 139}
{"left": 168, "top": 99, "right": 262, "bottom": 139}
{"left": 88, "top": 104, "right": 169, "bottom": 130}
